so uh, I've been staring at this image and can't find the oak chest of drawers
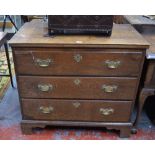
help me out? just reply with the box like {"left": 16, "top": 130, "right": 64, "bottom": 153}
{"left": 9, "top": 19, "right": 149, "bottom": 138}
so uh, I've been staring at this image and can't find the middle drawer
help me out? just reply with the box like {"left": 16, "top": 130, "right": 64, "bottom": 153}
{"left": 18, "top": 76, "right": 138, "bottom": 100}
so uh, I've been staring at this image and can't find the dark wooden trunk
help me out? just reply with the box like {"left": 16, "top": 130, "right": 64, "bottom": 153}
{"left": 48, "top": 15, "right": 113, "bottom": 36}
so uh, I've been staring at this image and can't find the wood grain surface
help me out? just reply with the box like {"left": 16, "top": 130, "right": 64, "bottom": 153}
{"left": 14, "top": 48, "right": 143, "bottom": 76}
{"left": 22, "top": 99, "right": 132, "bottom": 122}
{"left": 9, "top": 19, "right": 149, "bottom": 49}
{"left": 18, "top": 76, "right": 138, "bottom": 100}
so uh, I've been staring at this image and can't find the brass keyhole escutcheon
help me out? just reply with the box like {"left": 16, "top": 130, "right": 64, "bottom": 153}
{"left": 74, "top": 79, "right": 81, "bottom": 86}
{"left": 74, "top": 54, "right": 82, "bottom": 63}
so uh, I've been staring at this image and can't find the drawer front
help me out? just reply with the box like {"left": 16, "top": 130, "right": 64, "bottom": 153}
{"left": 22, "top": 99, "right": 132, "bottom": 122}
{"left": 14, "top": 48, "right": 143, "bottom": 76}
{"left": 18, "top": 76, "right": 137, "bottom": 100}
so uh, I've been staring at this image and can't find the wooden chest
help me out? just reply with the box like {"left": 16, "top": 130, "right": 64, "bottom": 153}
{"left": 9, "top": 19, "right": 149, "bottom": 138}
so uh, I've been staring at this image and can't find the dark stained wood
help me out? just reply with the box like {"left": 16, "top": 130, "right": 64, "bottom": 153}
{"left": 48, "top": 16, "right": 113, "bottom": 36}
{"left": 120, "top": 126, "right": 131, "bottom": 138}
{"left": 9, "top": 19, "right": 149, "bottom": 49}
{"left": 113, "top": 16, "right": 128, "bottom": 24}
{"left": 18, "top": 76, "right": 138, "bottom": 100}
{"left": 22, "top": 99, "right": 132, "bottom": 122}
{"left": 21, "top": 121, "right": 46, "bottom": 135}
{"left": 14, "top": 48, "right": 143, "bottom": 76}
{"left": 9, "top": 19, "right": 149, "bottom": 137}
{"left": 21, "top": 120, "right": 132, "bottom": 138}
{"left": 144, "top": 60, "right": 155, "bottom": 88}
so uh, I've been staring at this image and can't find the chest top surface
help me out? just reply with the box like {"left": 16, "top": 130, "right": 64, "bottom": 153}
{"left": 9, "top": 19, "right": 149, "bottom": 49}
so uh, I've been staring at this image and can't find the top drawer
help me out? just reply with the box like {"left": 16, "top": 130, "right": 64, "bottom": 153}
{"left": 13, "top": 48, "right": 144, "bottom": 76}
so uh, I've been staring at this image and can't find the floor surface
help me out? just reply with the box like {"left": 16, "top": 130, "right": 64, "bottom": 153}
{"left": 0, "top": 78, "right": 155, "bottom": 140}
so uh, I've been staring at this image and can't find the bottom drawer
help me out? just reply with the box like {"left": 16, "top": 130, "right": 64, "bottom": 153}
{"left": 22, "top": 99, "right": 132, "bottom": 122}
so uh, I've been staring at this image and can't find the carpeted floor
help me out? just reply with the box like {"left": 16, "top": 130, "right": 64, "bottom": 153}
{"left": 0, "top": 77, "right": 155, "bottom": 140}
{"left": 0, "top": 50, "right": 14, "bottom": 101}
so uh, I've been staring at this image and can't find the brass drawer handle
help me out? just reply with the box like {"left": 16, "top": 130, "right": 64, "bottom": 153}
{"left": 74, "top": 54, "right": 82, "bottom": 63}
{"left": 72, "top": 102, "right": 81, "bottom": 108}
{"left": 35, "top": 58, "right": 52, "bottom": 67}
{"left": 100, "top": 108, "right": 114, "bottom": 116}
{"left": 39, "top": 106, "right": 54, "bottom": 114}
{"left": 102, "top": 85, "right": 118, "bottom": 93}
{"left": 105, "top": 60, "right": 121, "bottom": 69}
{"left": 38, "top": 84, "right": 53, "bottom": 92}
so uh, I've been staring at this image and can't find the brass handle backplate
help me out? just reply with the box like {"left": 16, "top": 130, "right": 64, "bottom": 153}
{"left": 105, "top": 60, "right": 121, "bottom": 69}
{"left": 39, "top": 106, "right": 54, "bottom": 114}
{"left": 74, "top": 54, "right": 82, "bottom": 63}
{"left": 38, "top": 84, "right": 53, "bottom": 92}
{"left": 35, "top": 58, "right": 52, "bottom": 67}
{"left": 72, "top": 102, "right": 81, "bottom": 108}
{"left": 100, "top": 108, "right": 114, "bottom": 116}
{"left": 102, "top": 85, "right": 118, "bottom": 93}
